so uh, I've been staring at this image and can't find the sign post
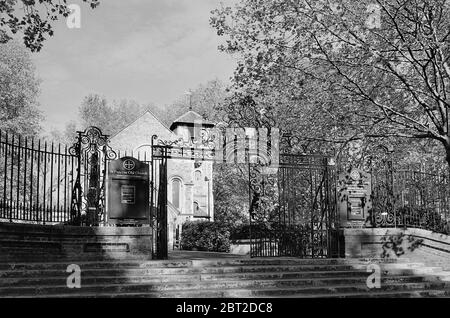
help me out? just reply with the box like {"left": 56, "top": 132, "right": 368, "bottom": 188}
{"left": 107, "top": 157, "right": 150, "bottom": 225}
{"left": 337, "top": 168, "right": 372, "bottom": 228}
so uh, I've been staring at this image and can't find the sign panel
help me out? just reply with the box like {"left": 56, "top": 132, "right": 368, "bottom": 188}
{"left": 121, "top": 185, "right": 135, "bottom": 204}
{"left": 107, "top": 157, "right": 150, "bottom": 224}
{"left": 337, "top": 168, "right": 372, "bottom": 227}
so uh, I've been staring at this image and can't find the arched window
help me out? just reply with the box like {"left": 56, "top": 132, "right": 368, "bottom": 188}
{"left": 193, "top": 201, "right": 200, "bottom": 212}
{"left": 172, "top": 179, "right": 182, "bottom": 209}
{"left": 194, "top": 170, "right": 202, "bottom": 182}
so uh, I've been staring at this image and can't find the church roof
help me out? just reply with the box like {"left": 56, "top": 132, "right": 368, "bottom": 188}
{"left": 109, "top": 109, "right": 176, "bottom": 151}
{"left": 111, "top": 109, "right": 173, "bottom": 138}
{"left": 169, "top": 110, "right": 214, "bottom": 130}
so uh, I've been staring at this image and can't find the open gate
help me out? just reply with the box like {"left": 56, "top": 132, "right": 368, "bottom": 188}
{"left": 150, "top": 141, "right": 168, "bottom": 260}
{"left": 150, "top": 127, "right": 340, "bottom": 260}
{"left": 249, "top": 154, "right": 339, "bottom": 258}
{"left": 0, "top": 124, "right": 340, "bottom": 259}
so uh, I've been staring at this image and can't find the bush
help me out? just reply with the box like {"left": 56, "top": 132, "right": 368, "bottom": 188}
{"left": 181, "top": 221, "right": 231, "bottom": 252}
{"left": 230, "top": 223, "right": 251, "bottom": 242}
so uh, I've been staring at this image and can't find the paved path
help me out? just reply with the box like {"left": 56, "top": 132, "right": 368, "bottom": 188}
{"left": 168, "top": 250, "right": 248, "bottom": 260}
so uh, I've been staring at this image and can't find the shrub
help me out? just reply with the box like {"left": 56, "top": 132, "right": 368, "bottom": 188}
{"left": 230, "top": 223, "right": 251, "bottom": 242}
{"left": 181, "top": 221, "right": 231, "bottom": 252}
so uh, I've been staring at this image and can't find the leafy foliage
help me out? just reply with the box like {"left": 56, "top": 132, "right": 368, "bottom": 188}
{"left": 78, "top": 94, "right": 157, "bottom": 136}
{"left": 380, "top": 232, "right": 424, "bottom": 258}
{"left": 0, "top": 40, "right": 41, "bottom": 136}
{"left": 78, "top": 79, "right": 228, "bottom": 136}
{"left": 213, "top": 163, "right": 249, "bottom": 229}
{"left": 0, "top": 0, "right": 100, "bottom": 52}
{"left": 181, "top": 221, "right": 231, "bottom": 252}
{"left": 45, "top": 120, "right": 77, "bottom": 145}
{"left": 159, "top": 78, "right": 228, "bottom": 126}
{"left": 211, "top": 0, "right": 450, "bottom": 166}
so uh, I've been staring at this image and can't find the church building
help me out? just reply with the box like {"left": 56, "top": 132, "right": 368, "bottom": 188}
{"left": 109, "top": 109, "right": 215, "bottom": 249}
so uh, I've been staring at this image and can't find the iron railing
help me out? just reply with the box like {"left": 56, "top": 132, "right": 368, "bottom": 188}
{"left": 0, "top": 128, "right": 156, "bottom": 226}
{"left": 372, "top": 168, "right": 450, "bottom": 234}
{"left": 0, "top": 130, "right": 78, "bottom": 224}
{"left": 249, "top": 154, "right": 339, "bottom": 258}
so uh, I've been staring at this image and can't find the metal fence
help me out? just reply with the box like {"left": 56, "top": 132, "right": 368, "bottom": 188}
{"left": 372, "top": 168, "right": 450, "bottom": 234}
{"left": 249, "top": 154, "right": 339, "bottom": 258}
{"left": 0, "top": 127, "right": 159, "bottom": 227}
{"left": 0, "top": 130, "right": 78, "bottom": 224}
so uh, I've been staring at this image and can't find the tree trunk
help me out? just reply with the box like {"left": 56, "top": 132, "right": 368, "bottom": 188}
{"left": 445, "top": 143, "right": 450, "bottom": 171}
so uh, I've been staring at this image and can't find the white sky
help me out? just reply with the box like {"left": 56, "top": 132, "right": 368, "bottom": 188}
{"left": 30, "top": 0, "right": 237, "bottom": 132}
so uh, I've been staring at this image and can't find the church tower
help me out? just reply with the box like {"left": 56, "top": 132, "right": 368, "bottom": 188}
{"left": 166, "top": 110, "right": 215, "bottom": 249}
{"left": 169, "top": 110, "right": 215, "bottom": 142}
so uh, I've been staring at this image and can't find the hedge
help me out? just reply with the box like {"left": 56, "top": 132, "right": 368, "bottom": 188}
{"left": 181, "top": 221, "right": 231, "bottom": 252}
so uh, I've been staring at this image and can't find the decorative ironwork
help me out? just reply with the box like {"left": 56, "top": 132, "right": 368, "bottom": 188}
{"left": 372, "top": 167, "right": 450, "bottom": 234}
{"left": 150, "top": 135, "right": 168, "bottom": 259}
{"left": 368, "top": 144, "right": 450, "bottom": 234}
{"left": 0, "top": 130, "right": 79, "bottom": 224}
{"left": 151, "top": 127, "right": 279, "bottom": 165}
{"left": 69, "top": 126, "right": 117, "bottom": 226}
{"left": 249, "top": 153, "right": 339, "bottom": 258}
{"left": 154, "top": 128, "right": 217, "bottom": 149}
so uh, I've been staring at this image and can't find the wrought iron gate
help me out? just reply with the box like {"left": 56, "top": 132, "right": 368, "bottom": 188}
{"left": 150, "top": 139, "right": 168, "bottom": 259}
{"left": 249, "top": 154, "right": 339, "bottom": 258}
{"left": 0, "top": 126, "right": 117, "bottom": 225}
{"left": 69, "top": 126, "right": 117, "bottom": 226}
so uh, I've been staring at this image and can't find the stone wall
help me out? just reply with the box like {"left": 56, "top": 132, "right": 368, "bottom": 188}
{"left": 0, "top": 222, "right": 152, "bottom": 262}
{"left": 344, "top": 228, "right": 450, "bottom": 268}
{"left": 230, "top": 239, "right": 251, "bottom": 255}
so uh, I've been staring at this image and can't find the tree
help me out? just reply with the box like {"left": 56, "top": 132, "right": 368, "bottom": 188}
{"left": 79, "top": 94, "right": 112, "bottom": 133}
{"left": 0, "top": 0, "right": 100, "bottom": 52}
{"left": 47, "top": 120, "right": 78, "bottom": 145}
{"left": 161, "top": 79, "right": 228, "bottom": 126}
{"left": 78, "top": 94, "right": 156, "bottom": 136}
{"left": 0, "top": 40, "right": 41, "bottom": 136}
{"left": 211, "top": 0, "right": 450, "bottom": 167}
{"left": 213, "top": 163, "right": 249, "bottom": 228}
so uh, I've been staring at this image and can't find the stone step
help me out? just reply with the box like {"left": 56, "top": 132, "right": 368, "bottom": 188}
{"left": 0, "top": 257, "right": 412, "bottom": 269}
{"left": 1, "top": 275, "right": 448, "bottom": 296}
{"left": 0, "top": 260, "right": 193, "bottom": 271}
{"left": 9, "top": 289, "right": 450, "bottom": 298}
{"left": 0, "top": 258, "right": 427, "bottom": 270}
{"left": 0, "top": 262, "right": 428, "bottom": 279}
{"left": 2, "top": 281, "right": 449, "bottom": 298}
{"left": 0, "top": 264, "right": 360, "bottom": 277}
{"left": 0, "top": 252, "right": 150, "bottom": 263}
{"left": 4, "top": 267, "right": 448, "bottom": 288}
{"left": 0, "top": 270, "right": 368, "bottom": 286}
{"left": 0, "top": 254, "right": 446, "bottom": 298}
{"left": 284, "top": 289, "right": 450, "bottom": 298}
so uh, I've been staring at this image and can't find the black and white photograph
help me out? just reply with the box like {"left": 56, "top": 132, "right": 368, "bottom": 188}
{"left": 0, "top": 0, "right": 449, "bottom": 306}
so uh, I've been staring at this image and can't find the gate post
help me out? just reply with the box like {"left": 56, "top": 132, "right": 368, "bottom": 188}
{"left": 69, "top": 131, "right": 82, "bottom": 225}
{"left": 69, "top": 127, "right": 116, "bottom": 226}
{"left": 156, "top": 152, "right": 168, "bottom": 259}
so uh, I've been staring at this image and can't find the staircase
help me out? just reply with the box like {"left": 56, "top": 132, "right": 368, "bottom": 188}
{"left": 1, "top": 257, "right": 450, "bottom": 297}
